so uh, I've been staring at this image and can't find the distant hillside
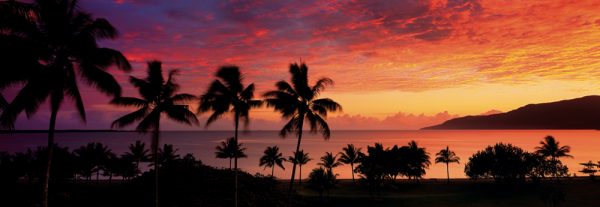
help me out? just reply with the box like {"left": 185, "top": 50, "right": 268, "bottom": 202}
{"left": 421, "top": 96, "right": 600, "bottom": 130}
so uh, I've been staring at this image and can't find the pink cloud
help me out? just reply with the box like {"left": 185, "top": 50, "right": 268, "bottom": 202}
{"left": 480, "top": 109, "right": 503, "bottom": 116}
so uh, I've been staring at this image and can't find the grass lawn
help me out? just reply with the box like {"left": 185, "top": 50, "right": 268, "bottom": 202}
{"left": 283, "top": 178, "right": 599, "bottom": 207}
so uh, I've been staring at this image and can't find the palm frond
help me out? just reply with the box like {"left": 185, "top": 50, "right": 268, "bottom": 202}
{"left": 110, "top": 97, "right": 149, "bottom": 108}
{"left": 311, "top": 77, "right": 333, "bottom": 97}
{"left": 274, "top": 81, "right": 299, "bottom": 99}
{"left": 66, "top": 64, "right": 86, "bottom": 122}
{"left": 240, "top": 83, "right": 255, "bottom": 100}
{"left": 216, "top": 65, "right": 243, "bottom": 93}
{"left": 76, "top": 48, "right": 131, "bottom": 71}
{"left": 78, "top": 63, "right": 122, "bottom": 98}
{"left": 111, "top": 107, "right": 150, "bottom": 129}
{"left": 163, "top": 104, "right": 199, "bottom": 126}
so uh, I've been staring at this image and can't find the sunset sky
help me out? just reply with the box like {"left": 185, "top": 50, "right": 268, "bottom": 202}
{"left": 7, "top": 0, "right": 600, "bottom": 130}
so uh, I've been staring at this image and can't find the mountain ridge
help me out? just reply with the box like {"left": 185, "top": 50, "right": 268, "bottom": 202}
{"left": 421, "top": 95, "right": 600, "bottom": 130}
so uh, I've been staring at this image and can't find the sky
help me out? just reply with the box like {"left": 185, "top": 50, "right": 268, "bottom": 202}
{"left": 6, "top": 0, "right": 600, "bottom": 130}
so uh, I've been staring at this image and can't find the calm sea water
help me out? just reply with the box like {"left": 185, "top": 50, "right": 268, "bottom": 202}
{"left": 1, "top": 130, "right": 598, "bottom": 180}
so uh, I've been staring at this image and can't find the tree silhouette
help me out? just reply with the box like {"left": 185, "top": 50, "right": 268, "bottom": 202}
{"left": 318, "top": 152, "right": 343, "bottom": 172}
{"left": 259, "top": 146, "right": 286, "bottom": 177}
{"left": 122, "top": 140, "right": 150, "bottom": 177}
{"left": 262, "top": 61, "right": 342, "bottom": 204}
{"left": 306, "top": 167, "right": 339, "bottom": 201}
{"left": 579, "top": 160, "right": 597, "bottom": 181}
{"left": 92, "top": 143, "right": 111, "bottom": 189}
{"left": 198, "top": 66, "right": 262, "bottom": 207}
{"left": 0, "top": 1, "right": 131, "bottom": 205}
{"left": 101, "top": 153, "right": 119, "bottom": 188}
{"left": 435, "top": 146, "right": 460, "bottom": 184}
{"left": 151, "top": 144, "right": 181, "bottom": 167}
{"left": 338, "top": 144, "right": 362, "bottom": 185}
{"left": 288, "top": 150, "right": 312, "bottom": 185}
{"left": 111, "top": 60, "right": 198, "bottom": 207}
{"left": 406, "top": 141, "right": 430, "bottom": 184}
{"left": 74, "top": 143, "right": 95, "bottom": 186}
{"left": 535, "top": 136, "right": 573, "bottom": 183}
{"left": 215, "top": 137, "right": 248, "bottom": 169}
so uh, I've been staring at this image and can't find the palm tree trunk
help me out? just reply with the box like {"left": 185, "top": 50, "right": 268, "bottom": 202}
{"left": 447, "top": 162, "right": 450, "bottom": 184}
{"left": 154, "top": 119, "right": 160, "bottom": 207}
{"left": 109, "top": 175, "right": 112, "bottom": 188}
{"left": 351, "top": 163, "right": 355, "bottom": 185}
{"left": 272, "top": 166, "right": 275, "bottom": 177}
{"left": 42, "top": 107, "right": 58, "bottom": 207}
{"left": 288, "top": 117, "right": 304, "bottom": 207}
{"left": 553, "top": 157, "right": 560, "bottom": 183}
{"left": 299, "top": 165, "right": 301, "bottom": 185}
{"left": 229, "top": 157, "right": 232, "bottom": 169}
{"left": 96, "top": 167, "right": 100, "bottom": 189}
{"left": 234, "top": 116, "right": 239, "bottom": 207}
{"left": 136, "top": 159, "right": 140, "bottom": 177}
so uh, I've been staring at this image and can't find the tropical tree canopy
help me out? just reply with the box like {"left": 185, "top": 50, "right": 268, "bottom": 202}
{"left": 111, "top": 60, "right": 199, "bottom": 144}
{"left": 262, "top": 62, "right": 342, "bottom": 139}
{"left": 535, "top": 136, "right": 573, "bottom": 160}
{"left": 259, "top": 146, "right": 286, "bottom": 172}
{"left": 215, "top": 137, "right": 248, "bottom": 160}
{"left": 318, "top": 152, "right": 343, "bottom": 171}
{"left": 0, "top": 0, "right": 132, "bottom": 129}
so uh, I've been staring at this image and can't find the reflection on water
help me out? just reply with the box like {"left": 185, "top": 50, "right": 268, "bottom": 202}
{"left": 1, "top": 130, "right": 598, "bottom": 179}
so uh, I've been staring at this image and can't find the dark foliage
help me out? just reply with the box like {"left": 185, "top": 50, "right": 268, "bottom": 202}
{"left": 465, "top": 143, "right": 568, "bottom": 184}
{"left": 127, "top": 158, "right": 304, "bottom": 207}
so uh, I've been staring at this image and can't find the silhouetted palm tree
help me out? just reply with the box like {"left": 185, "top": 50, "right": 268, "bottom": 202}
{"left": 306, "top": 167, "right": 339, "bottom": 201}
{"left": 259, "top": 146, "right": 286, "bottom": 177}
{"left": 263, "top": 62, "right": 342, "bottom": 204}
{"left": 198, "top": 66, "right": 262, "bottom": 207}
{"left": 92, "top": 143, "right": 111, "bottom": 188}
{"left": 435, "top": 146, "right": 460, "bottom": 184}
{"left": 338, "top": 144, "right": 362, "bottom": 185}
{"left": 288, "top": 150, "right": 312, "bottom": 185}
{"left": 407, "top": 141, "right": 430, "bottom": 184}
{"left": 122, "top": 140, "right": 149, "bottom": 177}
{"left": 1, "top": 1, "right": 131, "bottom": 205}
{"left": 318, "top": 152, "right": 343, "bottom": 173}
{"left": 535, "top": 136, "right": 573, "bottom": 183}
{"left": 111, "top": 60, "right": 198, "bottom": 207}
{"left": 153, "top": 144, "right": 180, "bottom": 167}
{"left": 74, "top": 143, "right": 95, "bottom": 186}
{"left": 101, "top": 153, "right": 119, "bottom": 188}
{"left": 215, "top": 137, "right": 248, "bottom": 169}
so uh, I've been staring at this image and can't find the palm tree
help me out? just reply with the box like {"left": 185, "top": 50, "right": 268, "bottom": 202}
{"left": 215, "top": 137, "right": 248, "bottom": 169}
{"left": 198, "top": 66, "right": 262, "bottom": 207}
{"left": 435, "top": 146, "right": 460, "bottom": 184}
{"left": 318, "top": 152, "right": 343, "bottom": 172}
{"left": 535, "top": 136, "right": 573, "bottom": 183}
{"left": 288, "top": 150, "right": 312, "bottom": 185}
{"left": 74, "top": 143, "right": 95, "bottom": 186}
{"left": 259, "top": 146, "right": 286, "bottom": 177}
{"left": 153, "top": 144, "right": 181, "bottom": 167}
{"left": 111, "top": 60, "right": 198, "bottom": 207}
{"left": 101, "top": 153, "right": 119, "bottom": 188}
{"left": 1, "top": 1, "right": 131, "bottom": 205}
{"left": 263, "top": 61, "right": 342, "bottom": 204}
{"left": 92, "top": 143, "right": 111, "bottom": 188}
{"left": 122, "top": 140, "right": 150, "bottom": 177}
{"left": 407, "top": 141, "right": 430, "bottom": 184}
{"left": 306, "top": 167, "right": 339, "bottom": 201}
{"left": 338, "top": 144, "right": 362, "bottom": 185}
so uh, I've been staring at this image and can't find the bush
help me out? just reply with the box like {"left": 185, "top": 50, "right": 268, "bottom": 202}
{"left": 127, "top": 156, "right": 303, "bottom": 207}
{"left": 465, "top": 143, "right": 532, "bottom": 183}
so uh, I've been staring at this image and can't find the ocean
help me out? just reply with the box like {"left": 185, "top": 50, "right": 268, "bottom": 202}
{"left": 1, "top": 130, "right": 598, "bottom": 180}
